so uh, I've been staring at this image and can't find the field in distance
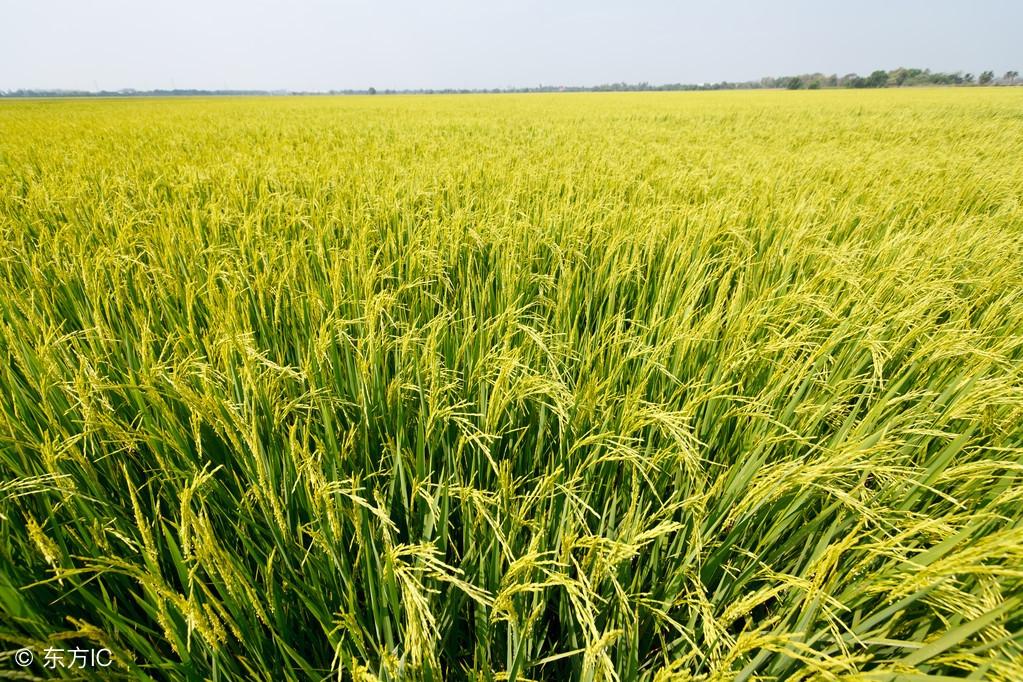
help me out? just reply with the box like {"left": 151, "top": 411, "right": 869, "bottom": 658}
{"left": 1, "top": 89, "right": 1022, "bottom": 680}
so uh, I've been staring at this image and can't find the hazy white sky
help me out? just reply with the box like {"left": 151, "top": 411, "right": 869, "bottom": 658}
{"left": 2, "top": 0, "right": 1021, "bottom": 91}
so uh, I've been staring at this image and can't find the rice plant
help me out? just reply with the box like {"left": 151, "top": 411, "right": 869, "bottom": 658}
{"left": 1, "top": 89, "right": 1022, "bottom": 680}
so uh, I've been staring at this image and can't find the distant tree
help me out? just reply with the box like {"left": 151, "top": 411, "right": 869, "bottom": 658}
{"left": 979, "top": 71, "right": 995, "bottom": 85}
{"left": 865, "top": 70, "right": 889, "bottom": 88}
{"left": 889, "top": 68, "right": 909, "bottom": 86}
{"left": 368, "top": 87, "right": 377, "bottom": 95}
{"left": 786, "top": 77, "right": 804, "bottom": 90}
{"left": 1005, "top": 71, "right": 1019, "bottom": 84}
{"left": 898, "top": 68, "right": 925, "bottom": 86}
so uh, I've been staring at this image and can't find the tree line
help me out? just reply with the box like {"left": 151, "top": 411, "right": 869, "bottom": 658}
{"left": 2, "top": 68, "right": 1018, "bottom": 98}
{"left": 770, "top": 68, "right": 1019, "bottom": 90}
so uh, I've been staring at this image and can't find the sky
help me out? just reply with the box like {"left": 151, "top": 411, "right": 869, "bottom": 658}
{"left": 2, "top": 0, "right": 1021, "bottom": 91}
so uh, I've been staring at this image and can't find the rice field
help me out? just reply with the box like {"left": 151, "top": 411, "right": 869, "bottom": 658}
{"left": 1, "top": 89, "right": 1022, "bottom": 680}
